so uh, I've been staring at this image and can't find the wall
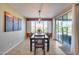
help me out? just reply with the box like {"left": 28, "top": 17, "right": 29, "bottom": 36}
{"left": 52, "top": 18, "right": 56, "bottom": 40}
{"left": 71, "top": 4, "right": 79, "bottom": 54}
{"left": 47, "top": 21, "right": 52, "bottom": 33}
{"left": 27, "top": 21, "right": 31, "bottom": 33}
{"left": 0, "top": 4, "right": 26, "bottom": 54}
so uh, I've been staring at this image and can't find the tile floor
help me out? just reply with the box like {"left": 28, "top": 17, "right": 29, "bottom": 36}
{"left": 6, "top": 38, "right": 66, "bottom": 55}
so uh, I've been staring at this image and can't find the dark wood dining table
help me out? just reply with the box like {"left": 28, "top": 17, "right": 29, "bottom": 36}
{"left": 30, "top": 33, "right": 49, "bottom": 52}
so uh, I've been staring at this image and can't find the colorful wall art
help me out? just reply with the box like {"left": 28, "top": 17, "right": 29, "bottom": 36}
{"left": 18, "top": 18, "right": 22, "bottom": 30}
{"left": 13, "top": 17, "right": 19, "bottom": 31}
{"left": 4, "top": 12, "right": 22, "bottom": 32}
{"left": 4, "top": 12, "right": 13, "bottom": 32}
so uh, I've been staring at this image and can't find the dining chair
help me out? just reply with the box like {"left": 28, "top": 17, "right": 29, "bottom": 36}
{"left": 29, "top": 33, "right": 33, "bottom": 37}
{"left": 34, "top": 35, "right": 45, "bottom": 55}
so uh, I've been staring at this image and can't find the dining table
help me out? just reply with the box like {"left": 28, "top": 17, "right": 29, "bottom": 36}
{"left": 30, "top": 33, "right": 49, "bottom": 52}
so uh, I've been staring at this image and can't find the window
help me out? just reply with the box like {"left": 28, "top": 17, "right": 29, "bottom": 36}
{"left": 31, "top": 21, "right": 48, "bottom": 33}
{"left": 36, "top": 21, "right": 44, "bottom": 32}
{"left": 31, "top": 21, "right": 36, "bottom": 33}
{"left": 56, "top": 11, "right": 72, "bottom": 47}
{"left": 56, "top": 17, "right": 63, "bottom": 43}
{"left": 44, "top": 21, "right": 48, "bottom": 33}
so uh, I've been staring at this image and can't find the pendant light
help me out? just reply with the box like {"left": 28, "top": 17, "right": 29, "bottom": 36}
{"left": 38, "top": 10, "right": 41, "bottom": 22}
{"left": 38, "top": 4, "right": 43, "bottom": 23}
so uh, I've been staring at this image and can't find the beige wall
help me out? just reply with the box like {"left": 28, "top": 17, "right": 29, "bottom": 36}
{"left": 52, "top": 18, "right": 56, "bottom": 40}
{"left": 47, "top": 21, "right": 52, "bottom": 33}
{"left": 0, "top": 4, "right": 26, "bottom": 54}
{"left": 27, "top": 21, "right": 31, "bottom": 33}
{"left": 71, "top": 4, "right": 79, "bottom": 54}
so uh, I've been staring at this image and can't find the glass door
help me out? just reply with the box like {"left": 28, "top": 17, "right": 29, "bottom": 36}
{"left": 56, "top": 19, "right": 59, "bottom": 41}
{"left": 62, "top": 14, "right": 69, "bottom": 47}
{"left": 56, "top": 17, "right": 63, "bottom": 44}
{"left": 67, "top": 12, "right": 72, "bottom": 47}
{"left": 56, "top": 11, "right": 72, "bottom": 49}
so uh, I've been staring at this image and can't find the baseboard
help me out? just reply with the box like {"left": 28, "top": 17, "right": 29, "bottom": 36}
{"left": 2, "top": 39, "right": 24, "bottom": 55}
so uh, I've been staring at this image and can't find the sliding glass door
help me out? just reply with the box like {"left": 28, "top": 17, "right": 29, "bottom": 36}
{"left": 56, "top": 17, "right": 63, "bottom": 43}
{"left": 56, "top": 11, "right": 72, "bottom": 48}
{"left": 62, "top": 14, "right": 69, "bottom": 47}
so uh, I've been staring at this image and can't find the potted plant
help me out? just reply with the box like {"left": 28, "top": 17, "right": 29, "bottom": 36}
{"left": 37, "top": 29, "right": 42, "bottom": 33}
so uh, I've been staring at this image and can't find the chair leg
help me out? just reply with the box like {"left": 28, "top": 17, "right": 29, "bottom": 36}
{"left": 47, "top": 41, "right": 49, "bottom": 51}
{"left": 43, "top": 47, "right": 45, "bottom": 55}
{"left": 34, "top": 47, "right": 36, "bottom": 55}
{"left": 30, "top": 40, "right": 32, "bottom": 51}
{"left": 42, "top": 47, "right": 44, "bottom": 50}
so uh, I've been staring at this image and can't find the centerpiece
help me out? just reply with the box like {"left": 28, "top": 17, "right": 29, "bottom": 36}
{"left": 37, "top": 29, "right": 42, "bottom": 34}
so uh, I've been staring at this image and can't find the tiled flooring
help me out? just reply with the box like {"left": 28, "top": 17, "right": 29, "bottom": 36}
{"left": 6, "top": 38, "right": 66, "bottom": 55}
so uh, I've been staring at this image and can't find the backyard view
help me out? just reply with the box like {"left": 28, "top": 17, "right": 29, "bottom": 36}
{"left": 56, "top": 11, "right": 72, "bottom": 49}
{"left": 31, "top": 21, "right": 48, "bottom": 33}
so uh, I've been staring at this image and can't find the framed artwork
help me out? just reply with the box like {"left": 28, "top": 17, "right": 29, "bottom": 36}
{"left": 4, "top": 11, "right": 22, "bottom": 32}
{"left": 13, "top": 17, "right": 19, "bottom": 31}
{"left": 4, "top": 12, "right": 13, "bottom": 32}
{"left": 18, "top": 18, "right": 22, "bottom": 30}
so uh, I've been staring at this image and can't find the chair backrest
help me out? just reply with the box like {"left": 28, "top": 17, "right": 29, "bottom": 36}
{"left": 34, "top": 35, "right": 45, "bottom": 38}
{"left": 34, "top": 35, "right": 45, "bottom": 44}
{"left": 46, "top": 33, "right": 50, "bottom": 39}
{"left": 34, "top": 37, "right": 45, "bottom": 45}
{"left": 29, "top": 33, "right": 33, "bottom": 37}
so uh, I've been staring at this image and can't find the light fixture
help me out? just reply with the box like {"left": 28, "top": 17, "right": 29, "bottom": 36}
{"left": 38, "top": 4, "right": 43, "bottom": 23}
{"left": 38, "top": 10, "right": 41, "bottom": 22}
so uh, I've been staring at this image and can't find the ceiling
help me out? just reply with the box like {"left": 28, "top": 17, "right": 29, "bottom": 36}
{"left": 9, "top": 3, "right": 72, "bottom": 18}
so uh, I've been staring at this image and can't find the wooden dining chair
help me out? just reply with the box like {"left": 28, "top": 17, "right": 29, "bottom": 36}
{"left": 29, "top": 33, "right": 33, "bottom": 38}
{"left": 34, "top": 35, "right": 45, "bottom": 55}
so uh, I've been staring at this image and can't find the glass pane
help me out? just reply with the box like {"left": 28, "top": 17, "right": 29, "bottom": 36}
{"left": 63, "top": 14, "right": 68, "bottom": 20}
{"left": 56, "top": 11, "right": 72, "bottom": 48}
{"left": 56, "top": 18, "right": 63, "bottom": 43}
{"left": 36, "top": 21, "right": 39, "bottom": 32}
{"left": 44, "top": 21, "right": 47, "bottom": 33}
{"left": 68, "top": 21, "right": 72, "bottom": 36}
{"left": 62, "top": 11, "right": 72, "bottom": 47}
{"left": 58, "top": 20, "right": 63, "bottom": 43}
{"left": 31, "top": 21, "right": 36, "bottom": 33}
{"left": 68, "top": 11, "right": 72, "bottom": 20}
{"left": 36, "top": 21, "right": 43, "bottom": 32}
{"left": 56, "top": 20, "right": 59, "bottom": 33}
{"left": 56, "top": 20, "right": 59, "bottom": 40}
{"left": 62, "top": 21, "right": 68, "bottom": 34}
{"left": 39, "top": 21, "right": 43, "bottom": 32}
{"left": 59, "top": 16, "right": 62, "bottom": 20}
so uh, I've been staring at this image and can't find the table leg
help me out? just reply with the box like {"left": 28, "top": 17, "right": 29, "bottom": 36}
{"left": 30, "top": 39, "right": 32, "bottom": 51}
{"left": 47, "top": 39, "right": 49, "bottom": 51}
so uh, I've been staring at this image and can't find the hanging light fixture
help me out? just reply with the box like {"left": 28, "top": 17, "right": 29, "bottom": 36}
{"left": 38, "top": 4, "right": 43, "bottom": 23}
{"left": 38, "top": 9, "right": 41, "bottom": 22}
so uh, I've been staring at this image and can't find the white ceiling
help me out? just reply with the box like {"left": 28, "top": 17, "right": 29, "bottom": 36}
{"left": 9, "top": 3, "right": 72, "bottom": 18}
